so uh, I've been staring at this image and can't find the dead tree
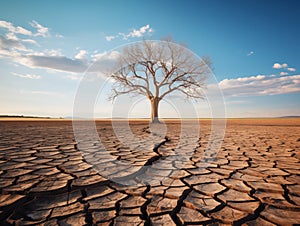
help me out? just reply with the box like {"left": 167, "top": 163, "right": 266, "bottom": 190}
{"left": 110, "top": 40, "right": 211, "bottom": 123}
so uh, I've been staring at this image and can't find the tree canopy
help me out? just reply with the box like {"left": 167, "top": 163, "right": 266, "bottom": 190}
{"left": 110, "top": 40, "right": 212, "bottom": 122}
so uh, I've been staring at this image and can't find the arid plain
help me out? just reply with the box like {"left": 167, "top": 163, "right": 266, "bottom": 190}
{"left": 0, "top": 118, "right": 299, "bottom": 225}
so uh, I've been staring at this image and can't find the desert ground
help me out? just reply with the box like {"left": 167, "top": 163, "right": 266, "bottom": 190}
{"left": 0, "top": 118, "right": 299, "bottom": 225}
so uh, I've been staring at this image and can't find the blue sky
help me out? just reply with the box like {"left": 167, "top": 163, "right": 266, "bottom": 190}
{"left": 0, "top": 0, "right": 299, "bottom": 118}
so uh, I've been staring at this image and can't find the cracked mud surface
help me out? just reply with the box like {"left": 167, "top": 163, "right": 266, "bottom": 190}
{"left": 0, "top": 119, "right": 300, "bottom": 225}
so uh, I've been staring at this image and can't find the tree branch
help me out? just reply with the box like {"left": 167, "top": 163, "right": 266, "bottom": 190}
{"left": 109, "top": 39, "right": 210, "bottom": 105}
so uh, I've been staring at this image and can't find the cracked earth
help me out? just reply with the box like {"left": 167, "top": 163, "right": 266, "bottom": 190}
{"left": 0, "top": 119, "right": 300, "bottom": 225}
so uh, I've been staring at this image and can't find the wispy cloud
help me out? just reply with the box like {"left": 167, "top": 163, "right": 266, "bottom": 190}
{"left": 105, "top": 36, "right": 116, "bottom": 41}
{"left": 9, "top": 50, "right": 119, "bottom": 75}
{"left": 45, "top": 49, "right": 63, "bottom": 57}
{"left": 22, "top": 39, "right": 39, "bottom": 45}
{"left": 29, "top": 20, "right": 50, "bottom": 37}
{"left": 91, "top": 50, "right": 120, "bottom": 61}
{"left": 19, "top": 55, "right": 87, "bottom": 73}
{"left": 6, "top": 32, "right": 18, "bottom": 41}
{"left": 11, "top": 72, "right": 41, "bottom": 79}
{"left": 219, "top": 74, "right": 300, "bottom": 96}
{"left": 0, "top": 33, "right": 117, "bottom": 74}
{"left": 0, "top": 20, "right": 62, "bottom": 62}
{"left": 0, "top": 25, "right": 87, "bottom": 73}
{"left": 0, "top": 20, "right": 53, "bottom": 38}
{"left": 0, "top": 20, "right": 32, "bottom": 36}
{"left": 247, "top": 51, "right": 254, "bottom": 56}
{"left": 0, "top": 19, "right": 121, "bottom": 74}
{"left": 0, "top": 35, "right": 27, "bottom": 52}
{"left": 105, "top": 24, "right": 153, "bottom": 41}
{"left": 287, "top": 67, "right": 296, "bottom": 72}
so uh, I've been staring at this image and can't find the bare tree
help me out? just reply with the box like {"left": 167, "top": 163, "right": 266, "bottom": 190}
{"left": 110, "top": 40, "right": 212, "bottom": 123}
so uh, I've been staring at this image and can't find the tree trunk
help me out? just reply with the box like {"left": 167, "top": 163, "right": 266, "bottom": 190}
{"left": 150, "top": 97, "right": 160, "bottom": 123}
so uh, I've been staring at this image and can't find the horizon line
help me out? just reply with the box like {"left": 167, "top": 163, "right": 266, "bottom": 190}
{"left": 1, "top": 115, "right": 300, "bottom": 120}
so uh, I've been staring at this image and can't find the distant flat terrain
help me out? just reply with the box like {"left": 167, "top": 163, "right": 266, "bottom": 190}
{"left": 0, "top": 119, "right": 299, "bottom": 225}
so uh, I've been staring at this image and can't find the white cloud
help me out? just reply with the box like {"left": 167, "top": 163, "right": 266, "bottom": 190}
{"left": 0, "top": 35, "right": 27, "bottom": 52}
{"left": 0, "top": 20, "right": 84, "bottom": 74}
{"left": 219, "top": 74, "right": 300, "bottom": 96}
{"left": 22, "top": 39, "right": 38, "bottom": 45}
{"left": 118, "top": 32, "right": 127, "bottom": 40}
{"left": 75, "top": 50, "right": 88, "bottom": 60}
{"left": 0, "top": 20, "right": 56, "bottom": 39}
{"left": 273, "top": 63, "right": 281, "bottom": 69}
{"left": 0, "top": 20, "right": 57, "bottom": 57}
{"left": 105, "top": 35, "right": 116, "bottom": 42}
{"left": 30, "top": 20, "right": 50, "bottom": 37}
{"left": 45, "top": 49, "right": 63, "bottom": 56}
{"left": 128, "top": 24, "right": 151, "bottom": 38}
{"left": 91, "top": 50, "right": 120, "bottom": 61}
{"left": 0, "top": 20, "right": 32, "bottom": 36}
{"left": 0, "top": 33, "right": 87, "bottom": 73}
{"left": 0, "top": 33, "right": 113, "bottom": 74}
{"left": 287, "top": 67, "right": 296, "bottom": 72}
{"left": 247, "top": 51, "right": 254, "bottom": 56}
{"left": 18, "top": 55, "right": 87, "bottom": 73}
{"left": 89, "top": 50, "right": 121, "bottom": 74}
{"left": 105, "top": 24, "right": 153, "bottom": 41}
{"left": 11, "top": 72, "right": 41, "bottom": 79}
{"left": 0, "top": 20, "right": 142, "bottom": 75}
{"left": 280, "top": 72, "right": 288, "bottom": 76}
{"left": 219, "top": 75, "right": 266, "bottom": 89}
{"left": 6, "top": 32, "right": 18, "bottom": 41}
{"left": 273, "top": 62, "right": 288, "bottom": 69}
